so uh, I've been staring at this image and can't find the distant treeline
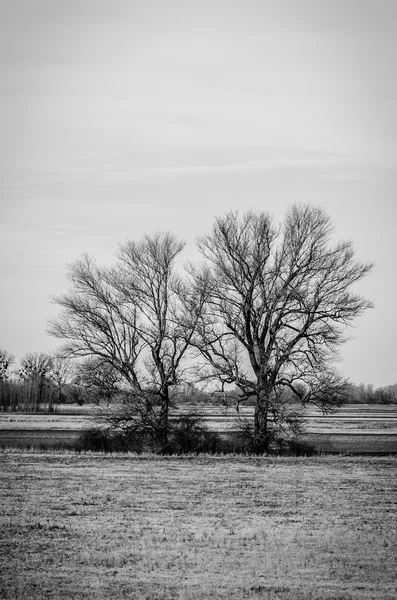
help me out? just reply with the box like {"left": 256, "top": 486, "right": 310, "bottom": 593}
{"left": 0, "top": 350, "right": 80, "bottom": 412}
{"left": 350, "top": 382, "right": 397, "bottom": 405}
{"left": 0, "top": 349, "right": 396, "bottom": 412}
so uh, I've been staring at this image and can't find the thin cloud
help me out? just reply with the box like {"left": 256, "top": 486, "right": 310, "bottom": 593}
{"left": 0, "top": 155, "right": 372, "bottom": 188}
{"left": 144, "top": 156, "right": 367, "bottom": 178}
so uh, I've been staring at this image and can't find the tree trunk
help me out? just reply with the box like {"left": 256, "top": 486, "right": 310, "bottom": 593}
{"left": 158, "top": 386, "right": 170, "bottom": 452}
{"left": 38, "top": 377, "right": 44, "bottom": 411}
{"left": 253, "top": 388, "right": 270, "bottom": 454}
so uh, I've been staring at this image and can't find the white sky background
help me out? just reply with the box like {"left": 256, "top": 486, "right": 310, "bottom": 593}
{"left": 0, "top": 0, "right": 396, "bottom": 387}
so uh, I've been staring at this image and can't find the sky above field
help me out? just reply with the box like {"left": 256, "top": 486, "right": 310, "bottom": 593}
{"left": 1, "top": 0, "right": 396, "bottom": 387}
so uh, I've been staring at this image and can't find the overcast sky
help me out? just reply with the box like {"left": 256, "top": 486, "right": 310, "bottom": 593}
{"left": 1, "top": 0, "right": 396, "bottom": 387}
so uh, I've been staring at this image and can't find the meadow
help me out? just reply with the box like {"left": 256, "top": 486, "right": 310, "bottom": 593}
{"left": 1, "top": 451, "right": 397, "bottom": 599}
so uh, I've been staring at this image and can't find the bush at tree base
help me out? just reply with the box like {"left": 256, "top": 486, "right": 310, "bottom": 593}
{"left": 77, "top": 416, "right": 225, "bottom": 454}
{"left": 77, "top": 416, "right": 315, "bottom": 455}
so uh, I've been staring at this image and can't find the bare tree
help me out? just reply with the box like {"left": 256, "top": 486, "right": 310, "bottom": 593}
{"left": 191, "top": 204, "right": 373, "bottom": 452}
{"left": 19, "top": 352, "right": 54, "bottom": 409}
{"left": 50, "top": 355, "right": 75, "bottom": 405}
{"left": 49, "top": 232, "right": 200, "bottom": 449}
{"left": 19, "top": 352, "right": 53, "bottom": 380}
{"left": 385, "top": 384, "right": 397, "bottom": 404}
{"left": 0, "top": 349, "right": 15, "bottom": 411}
{"left": 0, "top": 349, "right": 14, "bottom": 381}
{"left": 115, "top": 232, "right": 202, "bottom": 444}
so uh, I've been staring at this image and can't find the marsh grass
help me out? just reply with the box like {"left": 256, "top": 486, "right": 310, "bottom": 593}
{"left": 1, "top": 451, "right": 397, "bottom": 599}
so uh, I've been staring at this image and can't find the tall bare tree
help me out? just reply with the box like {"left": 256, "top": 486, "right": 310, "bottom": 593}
{"left": 115, "top": 232, "right": 201, "bottom": 444}
{"left": 191, "top": 204, "right": 373, "bottom": 452}
{"left": 49, "top": 232, "right": 200, "bottom": 448}
{"left": 50, "top": 355, "right": 74, "bottom": 405}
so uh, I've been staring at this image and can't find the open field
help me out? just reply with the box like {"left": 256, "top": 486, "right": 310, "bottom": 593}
{"left": 1, "top": 404, "right": 397, "bottom": 453}
{"left": 1, "top": 451, "right": 397, "bottom": 599}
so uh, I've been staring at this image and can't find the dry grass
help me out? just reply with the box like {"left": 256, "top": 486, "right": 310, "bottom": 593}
{"left": 1, "top": 451, "right": 397, "bottom": 599}
{"left": 0, "top": 413, "right": 93, "bottom": 429}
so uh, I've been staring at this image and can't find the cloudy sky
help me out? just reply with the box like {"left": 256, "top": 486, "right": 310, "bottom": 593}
{"left": 1, "top": 0, "right": 396, "bottom": 386}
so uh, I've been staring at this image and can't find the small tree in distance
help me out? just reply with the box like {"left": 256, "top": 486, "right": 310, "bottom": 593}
{"left": 19, "top": 352, "right": 54, "bottom": 410}
{"left": 0, "top": 349, "right": 15, "bottom": 411}
{"left": 0, "top": 349, "right": 14, "bottom": 381}
{"left": 189, "top": 204, "right": 373, "bottom": 453}
{"left": 50, "top": 355, "right": 74, "bottom": 404}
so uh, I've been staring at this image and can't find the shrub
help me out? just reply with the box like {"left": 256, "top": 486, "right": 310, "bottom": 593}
{"left": 77, "top": 416, "right": 226, "bottom": 455}
{"left": 76, "top": 427, "right": 146, "bottom": 453}
{"left": 76, "top": 413, "right": 316, "bottom": 455}
{"left": 167, "top": 415, "right": 222, "bottom": 454}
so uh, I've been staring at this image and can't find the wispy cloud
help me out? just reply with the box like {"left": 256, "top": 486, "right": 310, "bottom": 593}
{"left": 0, "top": 155, "right": 375, "bottom": 189}
{"left": 143, "top": 156, "right": 370, "bottom": 178}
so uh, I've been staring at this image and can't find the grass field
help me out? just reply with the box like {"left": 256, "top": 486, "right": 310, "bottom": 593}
{"left": 1, "top": 451, "right": 397, "bottom": 599}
